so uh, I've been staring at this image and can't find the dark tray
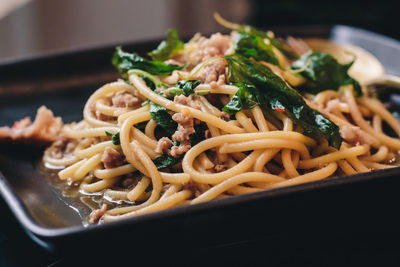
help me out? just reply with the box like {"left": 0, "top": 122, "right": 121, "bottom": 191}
{"left": 1, "top": 25, "right": 400, "bottom": 256}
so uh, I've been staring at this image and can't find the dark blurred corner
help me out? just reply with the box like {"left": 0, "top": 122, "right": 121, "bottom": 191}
{"left": 251, "top": 0, "right": 399, "bottom": 41}
{"left": 0, "top": 0, "right": 398, "bottom": 61}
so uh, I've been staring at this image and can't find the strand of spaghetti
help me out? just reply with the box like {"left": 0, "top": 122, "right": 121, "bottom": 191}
{"left": 372, "top": 114, "right": 383, "bottom": 133}
{"left": 185, "top": 149, "right": 262, "bottom": 185}
{"left": 84, "top": 81, "right": 136, "bottom": 127}
{"left": 219, "top": 139, "right": 310, "bottom": 159}
{"left": 198, "top": 95, "right": 225, "bottom": 117}
{"left": 195, "top": 84, "right": 238, "bottom": 95}
{"left": 160, "top": 184, "right": 182, "bottom": 200}
{"left": 338, "top": 159, "right": 357, "bottom": 175}
{"left": 358, "top": 96, "right": 400, "bottom": 136}
{"left": 72, "top": 153, "right": 102, "bottom": 181}
{"left": 81, "top": 177, "right": 120, "bottom": 193}
{"left": 265, "top": 162, "right": 338, "bottom": 189}
{"left": 253, "top": 149, "right": 279, "bottom": 171}
{"left": 94, "top": 164, "right": 135, "bottom": 179}
{"left": 43, "top": 155, "right": 78, "bottom": 167}
{"left": 198, "top": 152, "right": 215, "bottom": 169}
{"left": 313, "top": 90, "right": 340, "bottom": 105}
{"left": 104, "top": 190, "right": 192, "bottom": 221}
{"left": 251, "top": 106, "right": 269, "bottom": 131}
{"left": 74, "top": 141, "right": 117, "bottom": 159}
{"left": 132, "top": 127, "right": 157, "bottom": 149}
{"left": 127, "top": 177, "right": 151, "bottom": 201}
{"left": 344, "top": 87, "right": 400, "bottom": 149}
{"left": 361, "top": 146, "right": 388, "bottom": 162}
{"left": 236, "top": 112, "right": 258, "bottom": 132}
{"left": 58, "top": 159, "right": 86, "bottom": 180}
{"left": 117, "top": 105, "right": 149, "bottom": 124}
{"left": 95, "top": 99, "right": 132, "bottom": 117}
{"left": 63, "top": 126, "right": 119, "bottom": 139}
{"left": 145, "top": 119, "right": 157, "bottom": 140}
{"left": 282, "top": 149, "right": 300, "bottom": 178}
{"left": 191, "top": 172, "right": 287, "bottom": 204}
{"left": 346, "top": 157, "right": 370, "bottom": 173}
{"left": 361, "top": 161, "right": 396, "bottom": 170}
{"left": 129, "top": 73, "right": 245, "bottom": 134}
{"left": 104, "top": 189, "right": 128, "bottom": 200}
{"left": 139, "top": 143, "right": 159, "bottom": 159}
{"left": 198, "top": 97, "right": 228, "bottom": 162}
{"left": 120, "top": 114, "right": 156, "bottom": 174}
{"left": 227, "top": 185, "right": 262, "bottom": 195}
{"left": 183, "top": 132, "right": 315, "bottom": 184}
{"left": 298, "top": 145, "right": 368, "bottom": 169}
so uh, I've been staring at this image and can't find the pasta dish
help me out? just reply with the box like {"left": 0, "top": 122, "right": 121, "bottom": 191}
{"left": 6, "top": 14, "right": 399, "bottom": 224}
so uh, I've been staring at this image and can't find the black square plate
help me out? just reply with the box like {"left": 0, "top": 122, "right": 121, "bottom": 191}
{"left": 1, "top": 25, "right": 400, "bottom": 254}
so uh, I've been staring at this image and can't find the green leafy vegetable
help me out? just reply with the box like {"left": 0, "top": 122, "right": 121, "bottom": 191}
{"left": 105, "top": 131, "right": 120, "bottom": 145}
{"left": 233, "top": 32, "right": 279, "bottom": 66}
{"left": 190, "top": 123, "right": 208, "bottom": 146}
{"left": 222, "top": 83, "right": 261, "bottom": 114}
{"left": 142, "top": 77, "right": 156, "bottom": 90}
{"left": 134, "top": 121, "right": 147, "bottom": 132}
{"left": 166, "top": 80, "right": 201, "bottom": 97}
{"left": 214, "top": 12, "right": 298, "bottom": 60}
{"left": 223, "top": 54, "right": 342, "bottom": 148}
{"left": 149, "top": 29, "right": 184, "bottom": 61}
{"left": 291, "top": 51, "right": 362, "bottom": 96}
{"left": 112, "top": 47, "right": 184, "bottom": 76}
{"left": 149, "top": 101, "right": 178, "bottom": 135}
{"left": 178, "top": 80, "right": 201, "bottom": 96}
{"left": 153, "top": 154, "right": 182, "bottom": 170}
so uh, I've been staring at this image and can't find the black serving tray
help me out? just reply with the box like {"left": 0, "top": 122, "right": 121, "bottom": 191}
{"left": 1, "top": 25, "right": 400, "bottom": 256}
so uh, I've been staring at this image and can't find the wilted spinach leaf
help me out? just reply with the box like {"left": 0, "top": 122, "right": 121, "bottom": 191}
{"left": 149, "top": 101, "right": 177, "bottom": 136}
{"left": 234, "top": 32, "right": 279, "bottom": 66}
{"left": 223, "top": 54, "right": 342, "bottom": 148}
{"left": 214, "top": 13, "right": 298, "bottom": 60}
{"left": 190, "top": 123, "right": 208, "bottom": 146}
{"left": 222, "top": 82, "right": 261, "bottom": 114}
{"left": 153, "top": 154, "right": 182, "bottom": 170}
{"left": 177, "top": 80, "right": 201, "bottom": 96}
{"left": 105, "top": 131, "right": 120, "bottom": 145}
{"left": 291, "top": 51, "right": 362, "bottom": 96}
{"left": 148, "top": 29, "right": 184, "bottom": 61}
{"left": 112, "top": 46, "right": 184, "bottom": 76}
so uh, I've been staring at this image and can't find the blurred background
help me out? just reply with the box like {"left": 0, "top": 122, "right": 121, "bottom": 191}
{"left": 0, "top": 0, "right": 398, "bottom": 61}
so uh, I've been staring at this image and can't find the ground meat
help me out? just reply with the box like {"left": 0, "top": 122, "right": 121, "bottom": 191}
{"left": 220, "top": 112, "right": 230, "bottom": 121}
{"left": 194, "top": 33, "right": 231, "bottom": 64}
{"left": 193, "top": 58, "right": 227, "bottom": 84}
{"left": 174, "top": 95, "right": 202, "bottom": 110}
{"left": 170, "top": 141, "right": 191, "bottom": 158}
{"left": 155, "top": 137, "right": 172, "bottom": 154}
{"left": 214, "top": 163, "right": 228, "bottom": 172}
{"left": 95, "top": 111, "right": 114, "bottom": 121}
{"left": 50, "top": 135, "right": 78, "bottom": 159}
{"left": 111, "top": 90, "right": 140, "bottom": 108}
{"left": 88, "top": 204, "right": 107, "bottom": 224}
{"left": 101, "top": 147, "right": 125, "bottom": 169}
{"left": 0, "top": 106, "right": 62, "bottom": 146}
{"left": 172, "top": 113, "right": 195, "bottom": 142}
{"left": 173, "top": 32, "right": 231, "bottom": 68}
{"left": 340, "top": 125, "right": 376, "bottom": 146}
{"left": 122, "top": 177, "right": 138, "bottom": 188}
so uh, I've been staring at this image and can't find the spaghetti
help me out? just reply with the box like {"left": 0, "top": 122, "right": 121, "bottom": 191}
{"left": 43, "top": 18, "right": 400, "bottom": 224}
